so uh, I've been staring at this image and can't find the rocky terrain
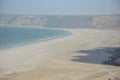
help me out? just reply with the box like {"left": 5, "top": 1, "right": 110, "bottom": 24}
{"left": 104, "top": 47, "right": 120, "bottom": 66}
{"left": 0, "top": 14, "right": 120, "bottom": 29}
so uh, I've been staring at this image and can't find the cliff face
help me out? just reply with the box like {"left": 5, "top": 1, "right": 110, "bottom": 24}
{"left": 0, "top": 14, "right": 120, "bottom": 29}
{"left": 92, "top": 16, "right": 120, "bottom": 29}
{"left": 0, "top": 15, "right": 46, "bottom": 26}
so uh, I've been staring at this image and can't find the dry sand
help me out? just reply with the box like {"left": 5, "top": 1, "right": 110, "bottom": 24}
{"left": 0, "top": 29, "right": 120, "bottom": 80}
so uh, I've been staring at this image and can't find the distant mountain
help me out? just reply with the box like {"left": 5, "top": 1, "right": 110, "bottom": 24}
{"left": 0, "top": 14, "right": 120, "bottom": 29}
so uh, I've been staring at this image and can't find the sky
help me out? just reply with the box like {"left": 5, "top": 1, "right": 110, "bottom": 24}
{"left": 0, "top": 0, "right": 120, "bottom": 15}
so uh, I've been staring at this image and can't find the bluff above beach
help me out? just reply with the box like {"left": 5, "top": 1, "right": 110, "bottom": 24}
{"left": 0, "top": 14, "right": 120, "bottom": 30}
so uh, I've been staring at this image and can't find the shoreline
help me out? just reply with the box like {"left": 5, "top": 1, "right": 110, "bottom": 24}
{"left": 0, "top": 28, "right": 120, "bottom": 80}
{"left": 0, "top": 28, "right": 73, "bottom": 75}
{"left": 0, "top": 27, "right": 71, "bottom": 51}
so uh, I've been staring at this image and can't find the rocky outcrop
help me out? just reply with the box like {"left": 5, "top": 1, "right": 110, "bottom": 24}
{"left": 103, "top": 47, "right": 120, "bottom": 66}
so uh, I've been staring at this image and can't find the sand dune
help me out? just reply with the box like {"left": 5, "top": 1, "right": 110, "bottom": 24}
{"left": 0, "top": 29, "right": 120, "bottom": 80}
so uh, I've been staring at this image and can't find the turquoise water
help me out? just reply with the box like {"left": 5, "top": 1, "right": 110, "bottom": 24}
{"left": 0, "top": 26, "right": 71, "bottom": 50}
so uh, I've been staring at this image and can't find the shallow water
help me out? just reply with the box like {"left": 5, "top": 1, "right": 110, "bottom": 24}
{"left": 0, "top": 26, "right": 70, "bottom": 49}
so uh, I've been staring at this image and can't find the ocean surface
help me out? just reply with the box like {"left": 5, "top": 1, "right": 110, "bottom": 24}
{"left": 0, "top": 26, "right": 70, "bottom": 50}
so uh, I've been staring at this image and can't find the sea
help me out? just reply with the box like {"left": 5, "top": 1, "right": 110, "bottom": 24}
{"left": 0, "top": 26, "right": 71, "bottom": 50}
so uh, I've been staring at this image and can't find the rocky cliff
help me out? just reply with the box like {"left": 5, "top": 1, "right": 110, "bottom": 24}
{"left": 0, "top": 14, "right": 120, "bottom": 29}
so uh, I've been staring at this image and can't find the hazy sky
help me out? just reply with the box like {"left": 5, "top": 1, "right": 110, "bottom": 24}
{"left": 0, "top": 0, "right": 120, "bottom": 15}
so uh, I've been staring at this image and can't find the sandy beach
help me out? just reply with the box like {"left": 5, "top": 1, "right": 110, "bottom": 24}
{"left": 0, "top": 29, "right": 120, "bottom": 80}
